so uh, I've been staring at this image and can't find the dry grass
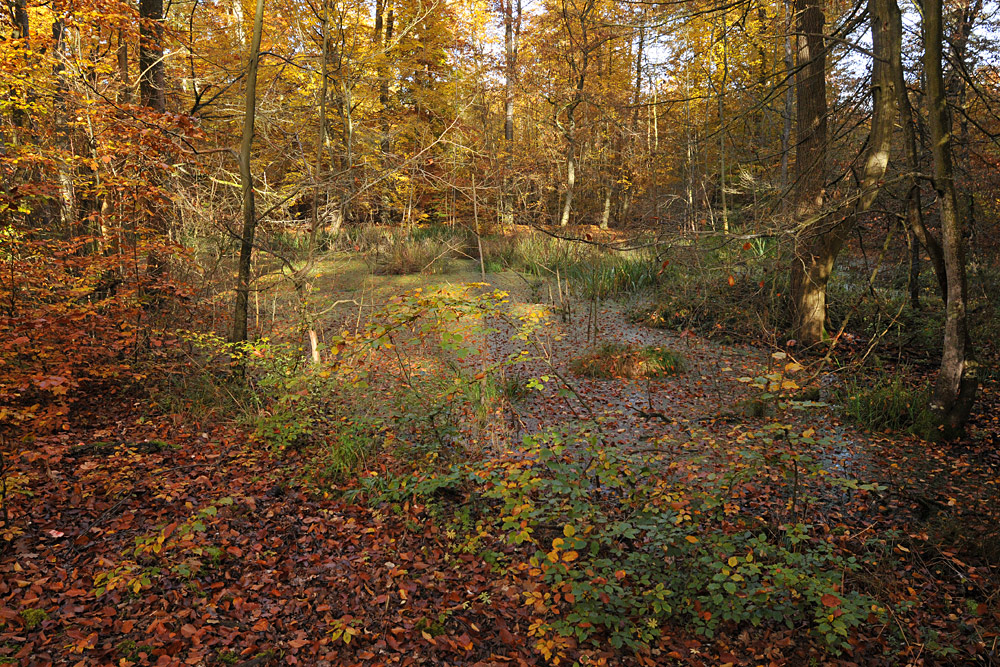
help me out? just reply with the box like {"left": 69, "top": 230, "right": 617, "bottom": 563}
{"left": 570, "top": 342, "right": 683, "bottom": 379}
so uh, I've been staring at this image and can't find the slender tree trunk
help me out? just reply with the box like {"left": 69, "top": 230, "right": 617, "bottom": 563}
{"left": 139, "top": 0, "right": 166, "bottom": 111}
{"left": 780, "top": 0, "right": 793, "bottom": 210}
{"left": 559, "top": 118, "right": 576, "bottom": 228}
{"left": 618, "top": 18, "right": 644, "bottom": 224}
{"left": 117, "top": 29, "right": 131, "bottom": 103}
{"left": 231, "top": 0, "right": 265, "bottom": 345}
{"left": 857, "top": 0, "right": 897, "bottom": 211}
{"left": 600, "top": 181, "right": 611, "bottom": 230}
{"left": 718, "top": 9, "right": 728, "bottom": 232}
{"left": 51, "top": 19, "right": 77, "bottom": 236}
{"left": 889, "top": 0, "right": 947, "bottom": 300}
{"left": 924, "top": 0, "right": 977, "bottom": 437}
{"left": 789, "top": 0, "right": 830, "bottom": 346}
{"left": 500, "top": 0, "right": 519, "bottom": 227}
{"left": 374, "top": 0, "right": 393, "bottom": 225}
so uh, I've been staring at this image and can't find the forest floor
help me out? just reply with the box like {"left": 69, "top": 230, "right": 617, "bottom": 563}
{"left": 2, "top": 258, "right": 998, "bottom": 667}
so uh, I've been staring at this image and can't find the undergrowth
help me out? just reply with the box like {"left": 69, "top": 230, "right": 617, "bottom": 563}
{"left": 374, "top": 425, "right": 888, "bottom": 661}
{"left": 839, "top": 372, "right": 935, "bottom": 438}
{"left": 481, "top": 234, "right": 657, "bottom": 298}
{"left": 570, "top": 342, "right": 683, "bottom": 379}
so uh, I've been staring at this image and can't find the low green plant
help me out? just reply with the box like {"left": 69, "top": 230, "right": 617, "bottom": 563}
{"left": 305, "top": 420, "right": 377, "bottom": 485}
{"left": 464, "top": 369, "right": 528, "bottom": 423}
{"left": 840, "top": 373, "right": 935, "bottom": 437}
{"left": 565, "top": 250, "right": 658, "bottom": 298}
{"left": 570, "top": 342, "right": 683, "bottom": 379}
{"left": 116, "top": 639, "right": 155, "bottom": 661}
{"left": 216, "top": 649, "right": 239, "bottom": 665}
{"left": 480, "top": 233, "right": 657, "bottom": 296}
{"left": 20, "top": 608, "right": 48, "bottom": 630}
{"left": 380, "top": 425, "right": 884, "bottom": 659}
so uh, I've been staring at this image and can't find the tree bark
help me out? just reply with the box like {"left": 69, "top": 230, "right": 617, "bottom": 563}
{"left": 117, "top": 28, "right": 131, "bottom": 103}
{"left": 139, "top": 0, "right": 166, "bottom": 111}
{"left": 558, "top": 117, "right": 576, "bottom": 228}
{"left": 231, "top": 0, "right": 265, "bottom": 345}
{"left": 924, "top": 0, "right": 977, "bottom": 437}
{"left": 789, "top": 0, "right": 830, "bottom": 346}
{"left": 374, "top": 0, "right": 393, "bottom": 224}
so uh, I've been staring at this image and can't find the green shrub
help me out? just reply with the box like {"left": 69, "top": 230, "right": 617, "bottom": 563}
{"left": 380, "top": 426, "right": 882, "bottom": 658}
{"left": 840, "top": 373, "right": 935, "bottom": 438}
{"left": 570, "top": 342, "right": 683, "bottom": 379}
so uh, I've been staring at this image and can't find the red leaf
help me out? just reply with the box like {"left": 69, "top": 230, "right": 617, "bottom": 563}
{"left": 821, "top": 593, "right": 841, "bottom": 607}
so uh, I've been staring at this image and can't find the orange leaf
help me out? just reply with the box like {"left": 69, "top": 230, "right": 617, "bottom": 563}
{"left": 727, "top": 275, "right": 735, "bottom": 287}
{"left": 821, "top": 593, "right": 841, "bottom": 607}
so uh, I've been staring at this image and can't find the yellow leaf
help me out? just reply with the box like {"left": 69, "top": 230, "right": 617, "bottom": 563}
{"left": 802, "top": 428, "right": 815, "bottom": 438}
{"left": 132, "top": 580, "right": 141, "bottom": 593}
{"left": 728, "top": 556, "right": 739, "bottom": 567}
{"left": 563, "top": 525, "right": 576, "bottom": 537}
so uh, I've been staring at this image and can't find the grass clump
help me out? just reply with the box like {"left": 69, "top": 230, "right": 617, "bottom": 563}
{"left": 481, "top": 234, "right": 658, "bottom": 297}
{"left": 304, "top": 420, "right": 376, "bottom": 485}
{"left": 376, "top": 236, "right": 451, "bottom": 275}
{"left": 570, "top": 342, "right": 683, "bottom": 379}
{"left": 840, "top": 373, "right": 935, "bottom": 437}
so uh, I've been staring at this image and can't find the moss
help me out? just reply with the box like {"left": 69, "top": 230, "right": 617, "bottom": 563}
{"left": 20, "top": 608, "right": 49, "bottom": 630}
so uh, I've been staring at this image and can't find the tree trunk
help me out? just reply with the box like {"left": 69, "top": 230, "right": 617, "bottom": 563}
{"left": 889, "top": 0, "right": 947, "bottom": 300}
{"left": 600, "top": 184, "right": 611, "bottom": 230}
{"left": 789, "top": 0, "right": 830, "bottom": 346}
{"left": 13, "top": 0, "right": 28, "bottom": 38}
{"left": 780, "top": 0, "right": 793, "bottom": 210}
{"left": 559, "top": 125, "right": 575, "bottom": 227}
{"left": 139, "top": 0, "right": 166, "bottom": 111}
{"left": 718, "top": 9, "right": 728, "bottom": 232}
{"left": 231, "top": 0, "right": 265, "bottom": 345}
{"left": 117, "top": 28, "right": 131, "bottom": 103}
{"left": 924, "top": 0, "right": 977, "bottom": 438}
{"left": 500, "top": 0, "right": 520, "bottom": 227}
{"left": 374, "top": 0, "right": 393, "bottom": 225}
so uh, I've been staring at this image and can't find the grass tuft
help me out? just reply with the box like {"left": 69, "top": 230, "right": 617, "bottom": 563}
{"left": 570, "top": 342, "right": 683, "bottom": 379}
{"left": 840, "top": 373, "right": 935, "bottom": 438}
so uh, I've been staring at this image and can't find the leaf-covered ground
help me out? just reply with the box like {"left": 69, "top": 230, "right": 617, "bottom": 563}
{"left": 2, "top": 267, "right": 998, "bottom": 666}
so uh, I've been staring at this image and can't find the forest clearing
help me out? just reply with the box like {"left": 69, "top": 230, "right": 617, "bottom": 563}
{"left": 2, "top": 0, "right": 1000, "bottom": 665}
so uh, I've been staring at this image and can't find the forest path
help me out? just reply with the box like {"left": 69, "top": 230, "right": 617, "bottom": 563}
{"left": 469, "top": 271, "right": 878, "bottom": 480}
